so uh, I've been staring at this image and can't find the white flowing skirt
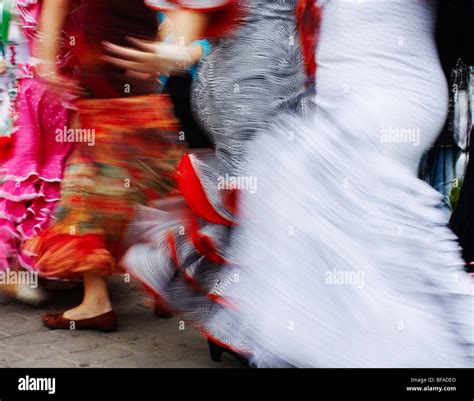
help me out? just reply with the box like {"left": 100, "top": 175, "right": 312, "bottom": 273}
{"left": 204, "top": 112, "right": 474, "bottom": 368}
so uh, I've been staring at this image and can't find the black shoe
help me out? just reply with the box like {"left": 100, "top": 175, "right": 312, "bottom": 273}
{"left": 207, "top": 339, "right": 249, "bottom": 366}
{"left": 154, "top": 303, "right": 174, "bottom": 319}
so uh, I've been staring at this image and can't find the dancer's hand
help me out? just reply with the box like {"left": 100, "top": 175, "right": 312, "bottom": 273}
{"left": 36, "top": 61, "right": 84, "bottom": 96}
{"left": 102, "top": 37, "right": 194, "bottom": 77}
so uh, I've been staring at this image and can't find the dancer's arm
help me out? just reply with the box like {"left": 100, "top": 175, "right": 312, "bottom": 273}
{"left": 102, "top": 10, "right": 209, "bottom": 76}
{"left": 103, "top": 1, "right": 238, "bottom": 76}
{"left": 36, "top": 0, "right": 82, "bottom": 94}
{"left": 157, "top": 12, "right": 206, "bottom": 65}
{"left": 37, "top": 0, "right": 70, "bottom": 66}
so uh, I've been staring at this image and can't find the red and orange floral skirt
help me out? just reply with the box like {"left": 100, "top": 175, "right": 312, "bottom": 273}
{"left": 25, "top": 94, "right": 185, "bottom": 279}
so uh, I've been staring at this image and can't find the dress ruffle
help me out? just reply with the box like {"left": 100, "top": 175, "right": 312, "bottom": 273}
{"left": 124, "top": 150, "right": 237, "bottom": 319}
{"left": 0, "top": 79, "right": 71, "bottom": 271}
{"left": 203, "top": 113, "right": 474, "bottom": 367}
{"left": 0, "top": 0, "right": 82, "bottom": 271}
{"left": 26, "top": 232, "right": 116, "bottom": 278}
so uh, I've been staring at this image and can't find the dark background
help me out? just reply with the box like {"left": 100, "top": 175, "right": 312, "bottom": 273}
{"left": 436, "top": 0, "right": 473, "bottom": 77}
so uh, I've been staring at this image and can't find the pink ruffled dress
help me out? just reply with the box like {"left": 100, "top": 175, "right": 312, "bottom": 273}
{"left": 0, "top": 0, "right": 80, "bottom": 270}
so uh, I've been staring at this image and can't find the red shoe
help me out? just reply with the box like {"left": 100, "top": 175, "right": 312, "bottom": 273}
{"left": 42, "top": 310, "right": 118, "bottom": 332}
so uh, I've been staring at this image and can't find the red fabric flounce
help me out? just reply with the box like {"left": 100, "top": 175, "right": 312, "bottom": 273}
{"left": 296, "top": 0, "right": 322, "bottom": 81}
{"left": 176, "top": 154, "right": 233, "bottom": 226}
{"left": 26, "top": 232, "right": 117, "bottom": 279}
{"left": 145, "top": 0, "right": 241, "bottom": 38}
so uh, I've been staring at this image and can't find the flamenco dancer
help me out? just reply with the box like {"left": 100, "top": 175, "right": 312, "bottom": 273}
{"left": 105, "top": 0, "right": 319, "bottom": 322}
{"left": 203, "top": 0, "right": 474, "bottom": 367}
{"left": 25, "top": 0, "right": 185, "bottom": 331}
{"left": 115, "top": 0, "right": 472, "bottom": 367}
{"left": 0, "top": 0, "right": 79, "bottom": 304}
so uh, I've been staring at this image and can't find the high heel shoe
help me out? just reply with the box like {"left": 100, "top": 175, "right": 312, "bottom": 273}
{"left": 208, "top": 338, "right": 249, "bottom": 366}
{"left": 154, "top": 298, "right": 174, "bottom": 319}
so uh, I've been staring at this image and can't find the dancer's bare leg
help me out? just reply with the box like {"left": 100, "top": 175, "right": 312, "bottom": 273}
{"left": 62, "top": 272, "right": 113, "bottom": 320}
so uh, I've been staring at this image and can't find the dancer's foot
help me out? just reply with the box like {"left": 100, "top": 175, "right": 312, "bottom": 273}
{"left": 60, "top": 271, "right": 113, "bottom": 320}
{"left": 154, "top": 298, "right": 174, "bottom": 319}
{"left": 208, "top": 338, "right": 250, "bottom": 366}
{"left": 42, "top": 271, "right": 116, "bottom": 331}
{"left": 0, "top": 283, "right": 50, "bottom": 306}
{"left": 42, "top": 310, "right": 118, "bottom": 332}
{"left": 62, "top": 300, "right": 113, "bottom": 321}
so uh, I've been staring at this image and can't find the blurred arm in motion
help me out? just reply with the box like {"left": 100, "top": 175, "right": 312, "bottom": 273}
{"left": 36, "top": 0, "right": 82, "bottom": 95}
{"left": 102, "top": 11, "right": 209, "bottom": 77}
{"left": 102, "top": 0, "right": 239, "bottom": 76}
